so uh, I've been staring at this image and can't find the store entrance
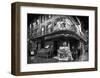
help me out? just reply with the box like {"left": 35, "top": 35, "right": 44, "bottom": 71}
{"left": 53, "top": 40, "right": 69, "bottom": 57}
{"left": 52, "top": 38, "right": 80, "bottom": 61}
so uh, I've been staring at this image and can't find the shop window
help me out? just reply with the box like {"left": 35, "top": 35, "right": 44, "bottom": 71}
{"left": 44, "top": 41, "right": 54, "bottom": 49}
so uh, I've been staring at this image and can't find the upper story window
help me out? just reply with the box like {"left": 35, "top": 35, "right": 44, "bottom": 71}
{"left": 41, "top": 26, "right": 45, "bottom": 35}
{"left": 32, "top": 22, "right": 36, "bottom": 29}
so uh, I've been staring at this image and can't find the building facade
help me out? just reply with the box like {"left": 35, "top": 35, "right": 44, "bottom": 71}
{"left": 27, "top": 14, "right": 88, "bottom": 63}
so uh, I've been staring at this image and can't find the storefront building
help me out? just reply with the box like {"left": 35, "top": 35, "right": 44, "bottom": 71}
{"left": 27, "top": 15, "right": 88, "bottom": 63}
